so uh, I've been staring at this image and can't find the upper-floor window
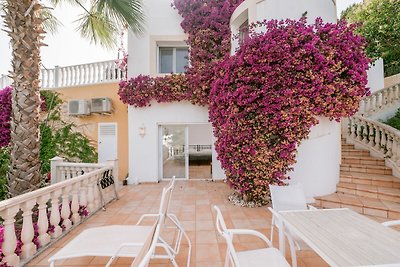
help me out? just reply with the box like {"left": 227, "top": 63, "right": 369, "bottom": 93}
{"left": 238, "top": 20, "right": 249, "bottom": 46}
{"left": 159, "top": 47, "right": 189, "bottom": 74}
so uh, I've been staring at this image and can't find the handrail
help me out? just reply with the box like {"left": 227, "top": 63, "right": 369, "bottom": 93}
{"left": 358, "top": 82, "right": 400, "bottom": 117}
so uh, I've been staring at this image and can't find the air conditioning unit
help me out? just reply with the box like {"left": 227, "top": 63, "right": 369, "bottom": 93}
{"left": 68, "top": 100, "right": 90, "bottom": 116}
{"left": 91, "top": 97, "right": 112, "bottom": 113}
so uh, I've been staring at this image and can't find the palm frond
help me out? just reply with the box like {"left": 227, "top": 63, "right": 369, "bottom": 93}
{"left": 94, "top": 0, "right": 145, "bottom": 34}
{"left": 41, "top": 7, "right": 62, "bottom": 34}
{"left": 74, "top": 10, "right": 117, "bottom": 48}
{"left": 49, "top": 0, "right": 84, "bottom": 8}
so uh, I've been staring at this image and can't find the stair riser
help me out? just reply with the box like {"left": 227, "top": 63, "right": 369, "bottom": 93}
{"left": 341, "top": 158, "right": 385, "bottom": 166}
{"left": 336, "top": 187, "right": 400, "bottom": 202}
{"left": 318, "top": 200, "right": 400, "bottom": 219}
{"left": 340, "top": 166, "right": 392, "bottom": 175}
{"left": 341, "top": 151, "right": 371, "bottom": 157}
{"left": 340, "top": 177, "right": 400, "bottom": 189}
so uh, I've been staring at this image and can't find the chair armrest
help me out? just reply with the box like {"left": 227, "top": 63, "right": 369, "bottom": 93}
{"left": 227, "top": 229, "right": 273, "bottom": 247}
{"left": 382, "top": 220, "right": 400, "bottom": 227}
{"left": 307, "top": 205, "right": 318, "bottom": 210}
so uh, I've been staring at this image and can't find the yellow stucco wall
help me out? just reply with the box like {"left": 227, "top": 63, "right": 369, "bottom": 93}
{"left": 50, "top": 82, "right": 128, "bottom": 181}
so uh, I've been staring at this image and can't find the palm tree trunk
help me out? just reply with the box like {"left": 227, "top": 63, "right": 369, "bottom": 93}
{"left": 4, "top": 0, "right": 44, "bottom": 197}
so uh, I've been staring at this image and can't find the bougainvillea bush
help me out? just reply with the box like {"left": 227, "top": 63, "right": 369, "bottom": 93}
{"left": 209, "top": 18, "right": 370, "bottom": 203}
{"left": 119, "top": 0, "right": 370, "bottom": 205}
{"left": 0, "top": 87, "right": 12, "bottom": 148}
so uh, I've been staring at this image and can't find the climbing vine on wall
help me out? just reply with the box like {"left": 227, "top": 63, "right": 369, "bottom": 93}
{"left": 118, "top": 0, "right": 370, "bottom": 205}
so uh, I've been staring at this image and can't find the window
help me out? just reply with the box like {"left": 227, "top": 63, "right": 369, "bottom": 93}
{"left": 238, "top": 20, "right": 249, "bottom": 46}
{"left": 158, "top": 47, "right": 189, "bottom": 74}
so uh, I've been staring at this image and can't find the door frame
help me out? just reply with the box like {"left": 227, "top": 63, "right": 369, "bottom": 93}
{"left": 158, "top": 124, "right": 189, "bottom": 181}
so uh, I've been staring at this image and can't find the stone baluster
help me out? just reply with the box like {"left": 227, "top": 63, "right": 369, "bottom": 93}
{"left": 60, "top": 186, "right": 72, "bottom": 231}
{"left": 386, "top": 131, "right": 393, "bottom": 157}
{"left": 367, "top": 122, "right": 375, "bottom": 147}
{"left": 357, "top": 120, "right": 363, "bottom": 142}
{"left": 364, "top": 98, "right": 370, "bottom": 115}
{"left": 349, "top": 119, "right": 356, "bottom": 140}
{"left": 70, "top": 183, "right": 81, "bottom": 224}
{"left": 79, "top": 180, "right": 88, "bottom": 213}
{"left": 371, "top": 94, "right": 377, "bottom": 114}
{"left": 395, "top": 84, "right": 400, "bottom": 100}
{"left": 389, "top": 86, "right": 394, "bottom": 104}
{"left": 93, "top": 174, "right": 101, "bottom": 209}
{"left": 37, "top": 194, "right": 50, "bottom": 247}
{"left": 87, "top": 179, "right": 95, "bottom": 213}
{"left": 41, "top": 70, "right": 46, "bottom": 88}
{"left": 49, "top": 189, "right": 62, "bottom": 238}
{"left": 0, "top": 206, "right": 20, "bottom": 266}
{"left": 374, "top": 127, "right": 381, "bottom": 150}
{"left": 380, "top": 129, "right": 387, "bottom": 154}
{"left": 359, "top": 99, "right": 365, "bottom": 115}
{"left": 361, "top": 122, "right": 368, "bottom": 144}
{"left": 392, "top": 137, "right": 399, "bottom": 163}
{"left": 20, "top": 200, "right": 37, "bottom": 259}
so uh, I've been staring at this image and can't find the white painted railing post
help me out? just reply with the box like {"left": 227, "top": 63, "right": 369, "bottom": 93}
{"left": 50, "top": 156, "right": 64, "bottom": 184}
{"left": 37, "top": 194, "right": 51, "bottom": 247}
{"left": 0, "top": 206, "right": 20, "bottom": 266}
{"left": 20, "top": 199, "right": 37, "bottom": 259}
{"left": 54, "top": 65, "right": 60, "bottom": 88}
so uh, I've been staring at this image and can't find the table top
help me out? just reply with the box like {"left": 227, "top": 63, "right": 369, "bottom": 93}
{"left": 279, "top": 208, "right": 400, "bottom": 267}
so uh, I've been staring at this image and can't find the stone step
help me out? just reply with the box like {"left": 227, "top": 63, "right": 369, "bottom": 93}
{"left": 315, "top": 193, "right": 400, "bottom": 219}
{"left": 341, "top": 149, "right": 371, "bottom": 157}
{"left": 340, "top": 163, "right": 392, "bottom": 175}
{"left": 337, "top": 182, "right": 400, "bottom": 203}
{"left": 340, "top": 172, "right": 400, "bottom": 188}
{"left": 341, "top": 156, "right": 385, "bottom": 166}
{"left": 342, "top": 143, "right": 355, "bottom": 149}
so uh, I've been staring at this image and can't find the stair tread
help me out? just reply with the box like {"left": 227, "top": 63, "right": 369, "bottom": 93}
{"left": 341, "top": 163, "right": 391, "bottom": 170}
{"left": 341, "top": 155, "right": 385, "bottom": 161}
{"left": 316, "top": 193, "right": 400, "bottom": 212}
{"left": 340, "top": 172, "right": 400, "bottom": 182}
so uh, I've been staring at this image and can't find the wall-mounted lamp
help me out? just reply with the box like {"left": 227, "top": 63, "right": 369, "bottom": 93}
{"left": 139, "top": 124, "right": 146, "bottom": 138}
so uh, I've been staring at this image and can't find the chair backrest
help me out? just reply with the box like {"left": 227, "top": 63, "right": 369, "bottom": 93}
{"left": 131, "top": 216, "right": 162, "bottom": 267}
{"left": 214, "top": 206, "right": 241, "bottom": 267}
{"left": 269, "top": 184, "right": 308, "bottom": 211}
{"left": 157, "top": 176, "right": 176, "bottom": 223}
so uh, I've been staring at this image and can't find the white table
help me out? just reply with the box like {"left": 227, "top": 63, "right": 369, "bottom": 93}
{"left": 278, "top": 208, "right": 400, "bottom": 267}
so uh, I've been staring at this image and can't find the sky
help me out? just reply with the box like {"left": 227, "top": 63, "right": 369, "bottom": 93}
{"left": 0, "top": 0, "right": 362, "bottom": 76}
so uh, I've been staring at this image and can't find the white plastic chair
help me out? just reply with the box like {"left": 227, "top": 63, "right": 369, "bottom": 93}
{"left": 214, "top": 205, "right": 291, "bottom": 267}
{"left": 268, "top": 184, "right": 315, "bottom": 267}
{"left": 48, "top": 178, "right": 183, "bottom": 267}
{"left": 382, "top": 220, "right": 400, "bottom": 228}
{"left": 136, "top": 176, "right": 192, "bottom": 267}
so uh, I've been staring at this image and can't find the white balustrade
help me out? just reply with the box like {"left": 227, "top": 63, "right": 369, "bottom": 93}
{"left": 0, "top": 164, "right": 116, "bottom": 266}
{"left": 346, "top": 115, "right": 400, "bottom": 178}
{"left": 1, "top": 60, "right": 126, "bottom": 90}
{"left": 358, "top": 83, "right": 400, "bottom": 116}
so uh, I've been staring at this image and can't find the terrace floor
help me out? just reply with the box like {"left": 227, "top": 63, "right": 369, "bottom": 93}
{"left": 28, "top": 180, "right": 362, "bottom": 267}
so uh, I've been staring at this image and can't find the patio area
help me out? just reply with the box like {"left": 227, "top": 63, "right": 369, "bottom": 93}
{"left": 26, "top": 180, "right": 336, "bottom": 267}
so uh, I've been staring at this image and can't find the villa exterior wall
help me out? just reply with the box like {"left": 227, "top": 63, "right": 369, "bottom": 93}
{"left": 51, "top": 82, "right": 129, "bottom": 181}
{"left": 127, "top": 101, "right": 225, "bottom": 184}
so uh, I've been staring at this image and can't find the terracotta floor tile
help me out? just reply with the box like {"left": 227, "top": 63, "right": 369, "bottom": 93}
{"left": 196, "top": 243, "right": 221, "bottom": 262}
{"left": 196, "top": 230, "right": 218, "bottom": 244}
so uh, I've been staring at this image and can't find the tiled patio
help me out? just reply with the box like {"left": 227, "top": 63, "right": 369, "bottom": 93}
{"left": 28, "top": 180, "right": 336, "bottom": 267}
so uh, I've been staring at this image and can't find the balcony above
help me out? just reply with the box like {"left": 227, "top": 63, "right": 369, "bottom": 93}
{"left": 0, "top": 60, "right": 126, "bottom": 89}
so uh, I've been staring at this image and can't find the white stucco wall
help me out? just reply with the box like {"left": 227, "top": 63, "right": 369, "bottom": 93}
{"left": 128, "top": 0, "right": 186, "bottom": 77}
{"left": 289, "top": 118, "right": 341, "bottom": 201}
{"left": 231, "top": 0, "right": 337, "bottom": 52}
{"left": 367, "top": 58, "right": 385, "bottom": 94}
{"left": 128, "top": 101, "right": 225, "bottom": 184}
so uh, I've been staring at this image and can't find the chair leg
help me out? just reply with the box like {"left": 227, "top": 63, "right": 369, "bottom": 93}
{"left": 168, "top": 213, "right": 192, "bottom": 267}
{"left": 270, "top": 216, "right": 275, "bottom": 243}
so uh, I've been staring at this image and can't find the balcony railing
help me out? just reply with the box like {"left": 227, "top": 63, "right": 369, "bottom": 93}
{"left": 0, "top": 159, "right": 118, "bottom": 266}
{"left": 0, "top": 60, "right": 125, "bottom": 89}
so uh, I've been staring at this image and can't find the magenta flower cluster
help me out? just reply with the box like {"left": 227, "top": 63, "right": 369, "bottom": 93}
{"left": 117, "top": 0, "right": 370, "bottom": 204}
{"left": 0, "top": 87, "right": 12, "bottom": 148}
{"left": 209, "top": 18, "right": 370, "bottom": 203}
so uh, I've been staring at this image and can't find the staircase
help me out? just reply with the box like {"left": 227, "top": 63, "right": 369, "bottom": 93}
{"left": 315, "top": 141, "right": 400, "bottom": 220}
